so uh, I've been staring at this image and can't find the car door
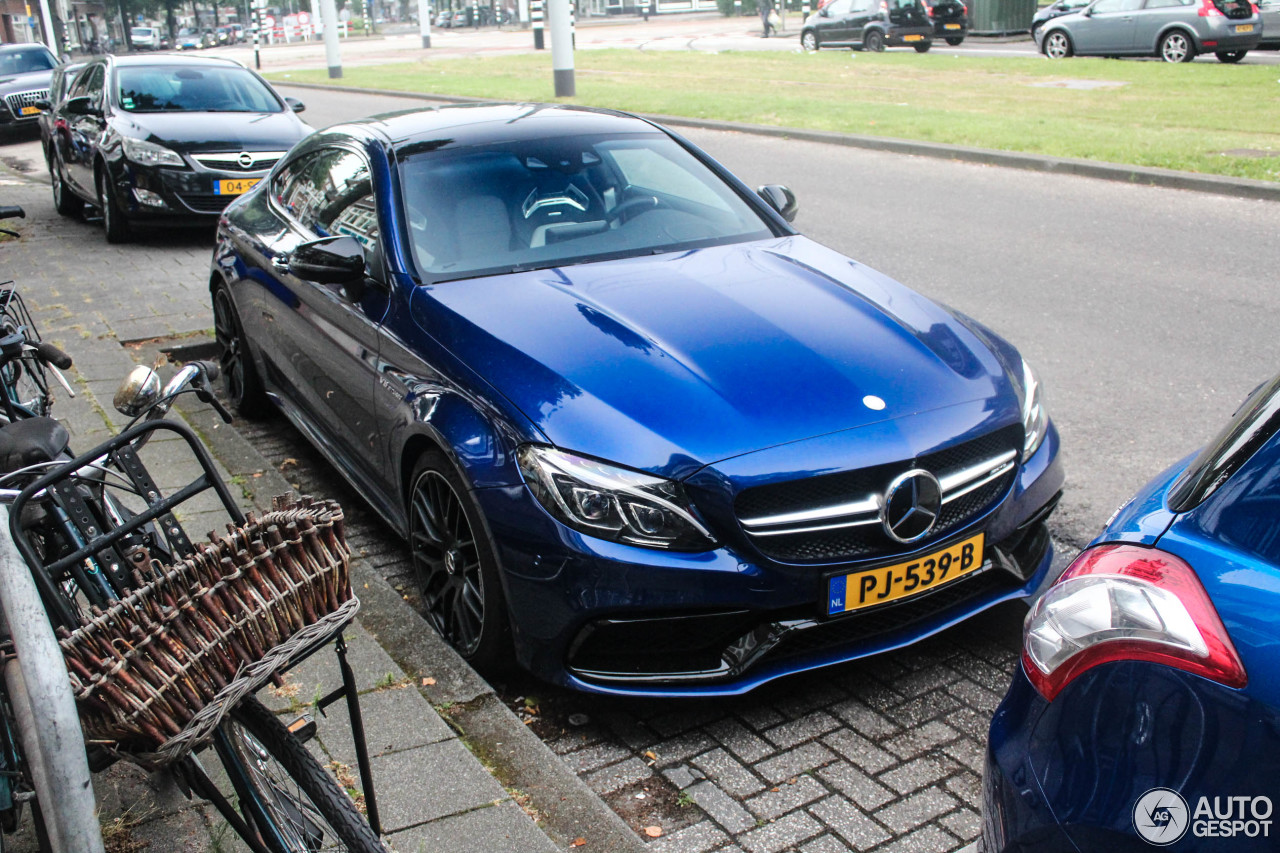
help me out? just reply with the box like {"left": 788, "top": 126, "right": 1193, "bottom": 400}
{"left": 1070, "top": 0, "right": 1142, "bottom": 51}
{"left": 848, "top": 0, "right": 880, "bottom": 42}
{"left": 60, "top": 62, "right": 105, "bottom": 199}
{"left": 1260, "top": 0, "right": 1280, "bottom": 41}
{"left": 1133, "top": 0, "right": 1195, "bottom": 50}
{"left": 816, "top": 0, "right": 858, "bottom": 43}
{"left": 263, "top": 146, "right": 391, "bottom": 488}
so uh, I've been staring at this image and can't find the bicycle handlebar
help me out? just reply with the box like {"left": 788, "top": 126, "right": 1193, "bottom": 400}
{"left": 0, "top": 207, "right": 25, "bottom": 221}
{"left": 33, "top": 342, "right": 72, "bottom": 371}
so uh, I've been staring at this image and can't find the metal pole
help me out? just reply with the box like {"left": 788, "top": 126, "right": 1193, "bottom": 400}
{"left": 548, "top": 0, "right": 572, "bottom": 95}
{"left": 0, "top": 509, "right": 104, "bottom": 853}
{"left": 568, "top": 0, "right": 574, "bottom": 45}
{"left": 417, "top": 0, "right": 430, "bottom": 45}
{"left": 517, "top": 0, "right": 528, "bottom": 26}
{"left": 801, "top": 0, "right": 808, "bottom": 20}
{"left": 36, "top": 0, "right": 56, "bottom": 51}
{"left": 531, "top": 0, "right": 542, "bottom": 47}
{"left": 319, "top": 0, "right": 342, "bottom": 75}
{"left": 252, "top": 7, "right": 261, "bottom": 69}
{"left": 363, "top": 0, "right": 371, "bottom": 32}
{"left": 733, "top": 0, "right": 739, "bottom": 13}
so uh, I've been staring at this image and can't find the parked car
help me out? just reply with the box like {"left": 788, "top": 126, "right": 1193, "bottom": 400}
{"left": 1257, "top": 0, "right": 1280, "bottom": 47}
{"left": 801, "top": 0, "right": 935, "bottom": 52}
{"left": 216, "top": 26, "right": 238, "bottom": 45}
{"left": 0, "top": 44, "right": 58, "bottom": 134}
{"left": 433, "top": 9, "right": 453, "bottom": 25}
{"left": 925, "top": 0, "right": 968, "bottom": 44}
{"left": 984, "top": 372, "right": 1280, "bottom": 851}
{"left": 210, "top": 103, "right": 1064, "bottom": 696}
{"left": 1029, "top": 0, "right": 1091, "bottom": 40}
{"left": 130, "top": 25, "right": 164, "bottom": 50}
{"left": 176, "top": 27, "right": 204, "bottom": 49}
{"left": 36, "top": 61, "right": 84, "bottom": 170}
{"left": 46, "top": 54, "right": 310, "bottom": 241}
{"left": 1034, "top": 0, "right": 1261, "bottom": 62}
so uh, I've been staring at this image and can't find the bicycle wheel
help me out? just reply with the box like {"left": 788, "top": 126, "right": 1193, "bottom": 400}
{"left": 217, "top": 697, "right": 387, "bottom": 853}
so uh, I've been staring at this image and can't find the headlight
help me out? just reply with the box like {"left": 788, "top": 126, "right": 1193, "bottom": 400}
{"left": 1021, "top": 357, "right": 1048, "bottom": 462}
{"left": 517, "top": 445, "right": 716, "bottom": 551}
{"left": 121, "top": 137, "right": 185, "bottom": 168}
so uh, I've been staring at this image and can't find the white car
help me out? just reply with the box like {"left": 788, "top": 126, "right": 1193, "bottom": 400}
{"left": 131, "top": 26, "right": 163, "bottom": 50}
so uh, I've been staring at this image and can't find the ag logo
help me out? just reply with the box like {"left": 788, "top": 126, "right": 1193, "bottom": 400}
{"left": 1134, "top": 788, "right": 1190, "bottom": 845}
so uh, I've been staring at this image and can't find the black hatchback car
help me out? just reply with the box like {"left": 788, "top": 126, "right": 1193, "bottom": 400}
{"left": 801, "top": 0, "right": 935, "bottom": 51}
{"left": 46, "top": 54, "right": 311, "bottom": 243}
{"left": 0, "top": 44, "right": 58, "bottom": 135}
{"left": 925, "top": 0, "right": 968, "bottom": 43}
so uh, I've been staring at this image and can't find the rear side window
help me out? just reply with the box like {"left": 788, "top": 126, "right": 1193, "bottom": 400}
{"left": 1144, "top": 0, "right": 1193, "bottom": 8}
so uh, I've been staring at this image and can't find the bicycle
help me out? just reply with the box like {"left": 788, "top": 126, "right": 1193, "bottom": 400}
{"left": 0, "top": 272, "right": 387, "bottom": 851}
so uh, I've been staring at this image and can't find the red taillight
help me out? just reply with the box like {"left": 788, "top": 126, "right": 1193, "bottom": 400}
{"left": 1022, "top": 543, "right": 1247, "bottom": 702}
{"left": 880, "top": 0, "right": 889, "bottom": 11}
{"left": 1198, "top": 0, "right": 1224, "bottom": 16}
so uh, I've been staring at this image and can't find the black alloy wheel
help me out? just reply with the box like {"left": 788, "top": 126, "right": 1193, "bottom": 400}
{"left": 914, "top": 40, "right": 932, "bottom": 51}
{"left": 1216, "top": 49, "right": 1247, "bottom": 62}
{"left": 802, "top": 29, "right": 819, "bottom": 50}
{"left": 96, "top": 167, "right": 130, "bottom": 244}
{"left": 945, "top": 35, "right": 964, "bottom": 44}
{"left": 51, "top": 162, "right": 80, "bottom": 217}
{"left": 212, "top": 283, "right": 270, "bottom": 418}
{"left": 864, "top": 29, "right": 885, "bottom": 51}
{"left": 407, "top": 452, "right": 510, "bottom": 670}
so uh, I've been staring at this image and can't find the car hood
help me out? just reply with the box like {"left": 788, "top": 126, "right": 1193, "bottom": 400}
{"left": 0, "top": 70, "right": 52, "bottom": 94}
{"left": 413, "top": 236, "right": 1021, "bottom": 478}
{"left": 116, "top": 110, "right": 309, "bottom": 153}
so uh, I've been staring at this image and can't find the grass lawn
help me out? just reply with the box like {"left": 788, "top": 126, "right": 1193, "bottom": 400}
{"left": 270, "top": 49, "right": 1280, "bottom": 181}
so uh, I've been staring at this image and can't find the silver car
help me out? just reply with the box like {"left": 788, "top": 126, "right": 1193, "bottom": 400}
{"left": 1259, "top": 0, "right": 1280, "bottom": 47}
{"left": 1034, "top": 0, "right": 1261, "bottom": 62}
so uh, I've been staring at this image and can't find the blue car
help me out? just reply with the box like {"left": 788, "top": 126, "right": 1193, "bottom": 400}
{"left": 210, "top": 104, "right": 1063, "bottom": 696}
{"left": 984, "top": 374, "right": 1280, "bottom": 850}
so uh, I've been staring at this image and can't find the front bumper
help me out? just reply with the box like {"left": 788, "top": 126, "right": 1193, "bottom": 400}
{"left": 985, "top": 662, "right": 1279, "bottom": 852}
{"left": 486, "top": 423, "right": 1064, "bottom": 697}
{"left": 111, "top": 160, "right": 270, "bottom": 223}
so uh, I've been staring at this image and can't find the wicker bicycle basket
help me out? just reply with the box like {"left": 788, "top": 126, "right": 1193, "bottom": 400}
{"left": 58, "top": 495, "right": 360, "bottom": 767}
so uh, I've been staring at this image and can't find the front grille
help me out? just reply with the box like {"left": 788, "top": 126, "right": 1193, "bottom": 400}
{"left": 4, "top": 89, "right": 49, "bottom": 119}
{"left": 190, "top": 151, "right": 285, "bottom": 172}
{"left": 175, "top": 194, "right": 232, "bottom": 214}
{"left": 735, "top": 424, "right": 1022, "bottom": 564}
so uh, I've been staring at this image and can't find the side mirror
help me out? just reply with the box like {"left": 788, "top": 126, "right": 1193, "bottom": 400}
{"left": 33, "top": 98, "right": 50, "bottom": 111}
{"left": 285, "top": 96, "right": 306, "bottom": 113}
{"left": 757, "top": 185, "right": 798, "bottom": 223}
{"left": 113, "top": 365, "right": 162, "bottom": 417}
{"left": 288, "top": 235, "right": 367, "bottom": 284}
{"left": 64, "top": 95, "right": 100, "bottom": 116}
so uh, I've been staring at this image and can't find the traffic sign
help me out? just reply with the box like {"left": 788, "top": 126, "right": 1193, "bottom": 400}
{"left": 297, "top": 11, "right": 310, "bottom": 23}
{"left": 262, "top": 14, "right": 275, "bottom": 27}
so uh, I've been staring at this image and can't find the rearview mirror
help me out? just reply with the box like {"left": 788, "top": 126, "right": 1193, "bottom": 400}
{"left": 757, "top": 185, "right": 798, "bottom": 223}
{"left": 289, "top": 235, "right": 367, "bottom": 284}
{"left": 113, "top": 365, "right": 162, "bottom": 417}
{"left": 285, "top": 96, "right": 306, "bottom": 113}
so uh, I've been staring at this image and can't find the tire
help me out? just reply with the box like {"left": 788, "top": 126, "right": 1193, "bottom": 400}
{"left": 1216, "top": 49, "right": 1247, "bottom": 62}
{"left": 1043, "top": 29, "right": 1072, "bottom": 58}
{"left": 406, "top": 451, "right": 511, "bottom": 671}
{"left": 945, "top": 35, "right": 963, "bottom": 45}
{"left": 802, "top": 29, "right": 819, "bottom": 50}
{"left": 864, "top": 29, "right": 885, "bottom": 51}
{"left": 913, "top": 40, "right": 931, "bottom": 51}
{"left": 219, "top": 697, "right": 387, "bottom": 852}
{"left": 51, "top": 162, "right": 80, "bottom": 218}
{"left": 1159, "top": 29, "right": 1194, "bottom": 62}
{"left": 212, "top": 282, "right": 271, "bottom": 419}
{"left": 95, "top": 166, "right": 130, "bottom": 244}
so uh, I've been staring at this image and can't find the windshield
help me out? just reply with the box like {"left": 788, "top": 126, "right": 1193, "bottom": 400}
{"left": 116, "top": 65, "right": 284, "bottom": 113}
{"left": 0, "top": 47, "right": 56, "bottom": 76}
{"left": 399, "top": 131, "right": 774, "bottom": 281}
{"left": 132, "top": 27, "right": 154, "bottom": 36}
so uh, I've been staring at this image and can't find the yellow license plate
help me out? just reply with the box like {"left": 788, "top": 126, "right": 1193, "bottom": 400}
{"left": 1236, "top": 23, "right": 1254, "bottom": 31}
{"left": 826, "top": 532, "right": 985, "bottom": 616}
{"left": 18, "top": 106, "right": 39, "bottom": 116}
{"left": 215, "top": 177, "right": 261, "bottom": 196}
{"left": 903, "top": 33, "right": 924, "bottom": 41}
{"left": 945, "top": 22, "right": 961, "bottom": 28}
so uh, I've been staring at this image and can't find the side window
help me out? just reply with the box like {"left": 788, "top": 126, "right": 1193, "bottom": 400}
{"left": 826, "top": 0, "right": 855, "bottom": 15}
{"left": 84, "top": 66, "right": 105, "bottom": 108}
{"left": 1089, "top": 0, "right": 1123, "bottom": 11}
{"left": 68, "top": 65, "right": 99, "bottom": 100}
{"left": 1145, "top": 0, "right": 1190, "bottom": 8}
{"left": 274, "top": 149, "right": 379, "bottom": 249}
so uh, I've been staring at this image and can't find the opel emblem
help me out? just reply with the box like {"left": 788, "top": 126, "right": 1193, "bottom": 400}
{"left": 237, "top": 151, "right": 255, "bottom": 169}
{"left": 881, "top": 469, "right": 942, "bottom": 544}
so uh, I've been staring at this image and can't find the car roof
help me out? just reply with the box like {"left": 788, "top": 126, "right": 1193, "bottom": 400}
{"left": 318, "top": 103, "right": 662, "bottom": 150}
{"left": 0, "top": 43, "right": 54, "bottom": 55}
{"left": 109, "top": 53, "right": 246, "bottom": 69}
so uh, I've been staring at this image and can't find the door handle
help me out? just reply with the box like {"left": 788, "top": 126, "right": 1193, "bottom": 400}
{"left": 270, "top": 254, "right": 289, "bottom": 273}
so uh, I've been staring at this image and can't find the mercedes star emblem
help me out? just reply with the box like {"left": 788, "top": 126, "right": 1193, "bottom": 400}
{"left": 881, "top": 469, "right": 942, "bottom": 544}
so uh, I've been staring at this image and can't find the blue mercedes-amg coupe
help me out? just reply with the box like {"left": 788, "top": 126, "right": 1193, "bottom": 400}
{"left": 210, "top": 104, "right": 1063, "bottom": 696}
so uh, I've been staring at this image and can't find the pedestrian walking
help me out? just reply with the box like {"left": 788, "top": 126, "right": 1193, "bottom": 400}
{"left": 760, "top": 0, "right": 775, "bottom": 35}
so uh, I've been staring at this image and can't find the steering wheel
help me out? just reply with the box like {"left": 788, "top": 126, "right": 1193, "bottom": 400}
{"left": 607, "top": 195, "right": 662, "bottom": 226}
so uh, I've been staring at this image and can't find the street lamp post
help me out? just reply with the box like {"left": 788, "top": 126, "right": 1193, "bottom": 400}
{"left": 319, "top": 0, "right": 342, "bottom": 75}
{"left": 417, "top": 0, "right": 430, "bottom": 45}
